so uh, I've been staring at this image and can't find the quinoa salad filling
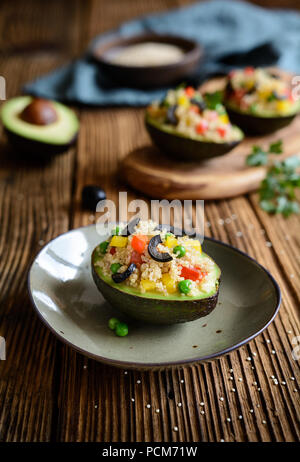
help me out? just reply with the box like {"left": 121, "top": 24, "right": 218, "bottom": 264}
{"left": 93, "top": 220, "right": 219, "bottom": 298}
{"left": 224, "top": 67, "right": 300, "bottom": 117}
{"left": 146, "top": 85, "right": 243, "bottom": 143}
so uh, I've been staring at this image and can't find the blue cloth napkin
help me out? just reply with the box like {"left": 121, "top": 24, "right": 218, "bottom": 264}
{"left": 23, "top": 0, "right": 300, "bottom": 106}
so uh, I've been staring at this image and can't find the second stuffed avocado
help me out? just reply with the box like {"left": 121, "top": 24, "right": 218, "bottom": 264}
{"left": 92, "top": 220, "right": 221, "bottom": 325}
{"left": 1, "top": 96, "right": 79, "bottom": 156}
{"left": 145, "top": 85, "right": 243, "bottom": 161}
{"left": 223, "top": 67, "right": 300, "bottom": 135}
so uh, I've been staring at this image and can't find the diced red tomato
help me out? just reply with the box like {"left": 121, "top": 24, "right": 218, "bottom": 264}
{"left": 185, "top": 86, "right": 195, "bottom": 97}
{"left": 110, "top": 247, "right": 116, "bottom": 255}
{"left": 131, "top": 235, "right": 148, "bottom": 254}
{"left": 195, "top": 120, "right": 209, "bottom": 135}
{"left": 130, "top": 250, "right": 143, "bottom": 267}
{"left": 244, "top": 66, "right": 254, "bottom": 74}
{"left": 217, "top": 126, "right": 227, "bottom": 138}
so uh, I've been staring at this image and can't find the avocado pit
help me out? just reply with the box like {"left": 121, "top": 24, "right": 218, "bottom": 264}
{"left": 20, "top": 98, "right": 58, "bottom": 126}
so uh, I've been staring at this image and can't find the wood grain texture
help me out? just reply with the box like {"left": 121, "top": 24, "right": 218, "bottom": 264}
{"left": 0, "top": 0, "right": 299, "bottom": 443}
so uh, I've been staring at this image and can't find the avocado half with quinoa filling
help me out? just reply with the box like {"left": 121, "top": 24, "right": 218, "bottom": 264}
{"left": 145, "top": 85, "right": 243, "bottom": 161}
{"left": 1, "top": 96, "right": 79, "bottom": 155}
{"left": 91, "top": 220, "right": 221, "bottom": 325}
{"left": 223, "top": 67, "right": 300, "bottom": 135}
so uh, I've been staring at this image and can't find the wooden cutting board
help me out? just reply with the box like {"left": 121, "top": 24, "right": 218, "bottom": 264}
{"left": 122, "top": 72, "right": 300, "bottom": 200}
{"left": 121, "top": 116, "right": 300, "bottom": 200}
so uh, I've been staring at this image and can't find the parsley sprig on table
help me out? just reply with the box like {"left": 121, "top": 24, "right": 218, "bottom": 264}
{"left": 246, "top": 140, "right": 300, "bottom": 217}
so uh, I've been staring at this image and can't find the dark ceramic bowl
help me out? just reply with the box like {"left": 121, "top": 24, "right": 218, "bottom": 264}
{"left": 91, "top": 33, "right": 203, "bottom": 88}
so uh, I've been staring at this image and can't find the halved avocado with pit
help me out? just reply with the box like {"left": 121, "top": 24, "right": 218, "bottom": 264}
{"left": 145, "top": 115, "right": 243, "bottom": 162}
{"left": 91, "top": 246, "right": 221, "bottom": 325}
{"left": 224, "top": 101, "right": 300, "bottom": 135}
{"left": 1, "top": 96, "right": 79, "bottom": 156}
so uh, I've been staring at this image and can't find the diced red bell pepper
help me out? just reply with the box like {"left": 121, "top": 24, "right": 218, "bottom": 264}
{"left": 110, "top": 247, "right": 116, "bottom": 255}
{"left": 195, "top": 120, "right": 209, "bottom": 135}
{"left": 217, "top": 126, "right": 227, "bottom": 138}
{"left": 180, "top": 266, "right": 201, "bottom": 281}
{"left": 185, "top": 86, "right": 195, "bottom": 97}
{"left": 131, "top": 235, "right": 148, "bottom": 254}
{"left": 130, "top": 250, "right": 143, "bottom": 267}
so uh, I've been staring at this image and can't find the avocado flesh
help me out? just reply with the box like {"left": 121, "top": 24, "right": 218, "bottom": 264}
{"left": 1, "top": 96, "right": 79, "bottom": 152}
{"left": 224, "top": 100, "right": 300, "bottom": 135}
{"left": 145, "top": 116, "right": 243, "bottom": 161}
{"left": 92, "top": 248, "right": 221, "bottom": 325}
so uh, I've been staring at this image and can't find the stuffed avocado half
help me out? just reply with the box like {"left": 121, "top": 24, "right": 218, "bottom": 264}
{"left": 1, "top": 96, "right": 79, "bottom": 155}
{"left": 91, "top": 220, "right": 221, "bottom": 325}
{"left": 145, "top": 85, "right": 243, "bottom": 161}
{"left": 223, "top": 67, "right": 300, "bottom": 135}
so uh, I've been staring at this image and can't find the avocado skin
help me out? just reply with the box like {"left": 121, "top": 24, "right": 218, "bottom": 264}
{"left": 91, "top": 252, "right": 220, "bottom": 325}
{"left": 145, "top": 119, "right": 241, "bottom": 162}
{"left": 4, "top": 128, "right": 78, "bottom": 157}
{"left": 225, "top": 106, "right": 297, "bottom": 135}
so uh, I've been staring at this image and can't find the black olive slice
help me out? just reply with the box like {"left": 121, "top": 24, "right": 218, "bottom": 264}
{"left": 121, "top": 217, "right": 140, "bottom": 236}
{"left": 112, "top": 263, "right": 136, "bottom": 283}
{"left": 166, "top": 105, "right": 178, "bottom": 125}
{"left": 190, "top": 98, "right": 206, "bottom": 112}
{"left": 148, "top": 235, "right": 173, "bottom": 262}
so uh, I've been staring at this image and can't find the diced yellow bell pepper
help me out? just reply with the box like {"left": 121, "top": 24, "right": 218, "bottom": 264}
{"left": 141, "top": 279, "right": 157, "bottom": 292}
{"left": 110, "top": 236, "right": 128, "bottom": 247}
{"left": 186, "top": 239, "right": 202, "bottom": 253}
{"left": 162, "top": 273, "right": 177, "bottom": 293}
{"left": 219, "top": 114, "right": 229, "bottom": 124}
{"left": 165, "top": 236, "right": 178, "bottom": 248}
{"left": 276, "top": 100, "right": 291, "bottom": 114}
{"left": 258, "top": 89, "right": 271, "bottom": 100}
{"left": 177, "top": 95, "right": 189, "bottom": 107}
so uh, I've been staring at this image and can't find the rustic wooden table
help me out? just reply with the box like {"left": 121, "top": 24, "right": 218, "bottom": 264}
{"left": 0, "top": 0, "right": 299, "bottom": 443}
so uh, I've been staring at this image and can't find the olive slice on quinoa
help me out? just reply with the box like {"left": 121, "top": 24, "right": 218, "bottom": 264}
{"left": 148, "top": 235, "right": 173, "bottom": 263}
{"left": 112, "top": 263, "right": 137, "bottom": 283}
{"left": 121, "top": 217, "right": 140, "bottom": 236}
{"left": 166, "top": 105, "right": 178, "bottom": 125}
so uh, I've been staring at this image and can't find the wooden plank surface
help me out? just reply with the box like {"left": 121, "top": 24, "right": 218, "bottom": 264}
{"left": 0, "top": 0, "right": 299, "bottom": 443}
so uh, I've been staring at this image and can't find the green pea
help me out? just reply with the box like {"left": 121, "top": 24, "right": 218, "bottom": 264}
{"left": 99, "top": 241, "right": 109, "bottom": 254}
{"left": 115, "top": 322, "right": 128, "bottom": 337}
{"left": 179, "top": 279, "right": 192, "bottom": 294}
{"left": 112, "top": 226, "right": 120, "bottom": 236}
{"left": 110, "top": 263, "right": 121, "bottom": 274}
{"left": 108, "top": 317, "right": 119, "bottom": 330}
{"left": 173, "top": 245, "right": 186, "bottom": 258}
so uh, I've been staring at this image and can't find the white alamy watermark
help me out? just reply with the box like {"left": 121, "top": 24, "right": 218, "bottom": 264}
{"left": 0, "top": 336, "right": 6, "bottom": 360}
{"left": 95, "top": 192, "right": 204, "bottom": 241}
{"left": 0, "top": 76, "right": 6, "bottom": 100}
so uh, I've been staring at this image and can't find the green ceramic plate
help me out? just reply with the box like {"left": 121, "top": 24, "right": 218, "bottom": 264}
{"left": 28, "top": 224, "right": 281, "bottom": 369}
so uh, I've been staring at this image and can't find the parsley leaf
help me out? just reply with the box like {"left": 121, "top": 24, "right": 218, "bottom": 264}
{"left": 247, "top": 140, "right": 300, "bottom": 217}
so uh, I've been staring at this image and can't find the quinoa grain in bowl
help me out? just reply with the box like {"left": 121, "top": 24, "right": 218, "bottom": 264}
{"left": 92, "top": 220, "right": 221, "bottom": 324}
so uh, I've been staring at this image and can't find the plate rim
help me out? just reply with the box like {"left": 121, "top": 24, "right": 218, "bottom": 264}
{"left": 27, "top": 224, "right": 281, "bottom": 369}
